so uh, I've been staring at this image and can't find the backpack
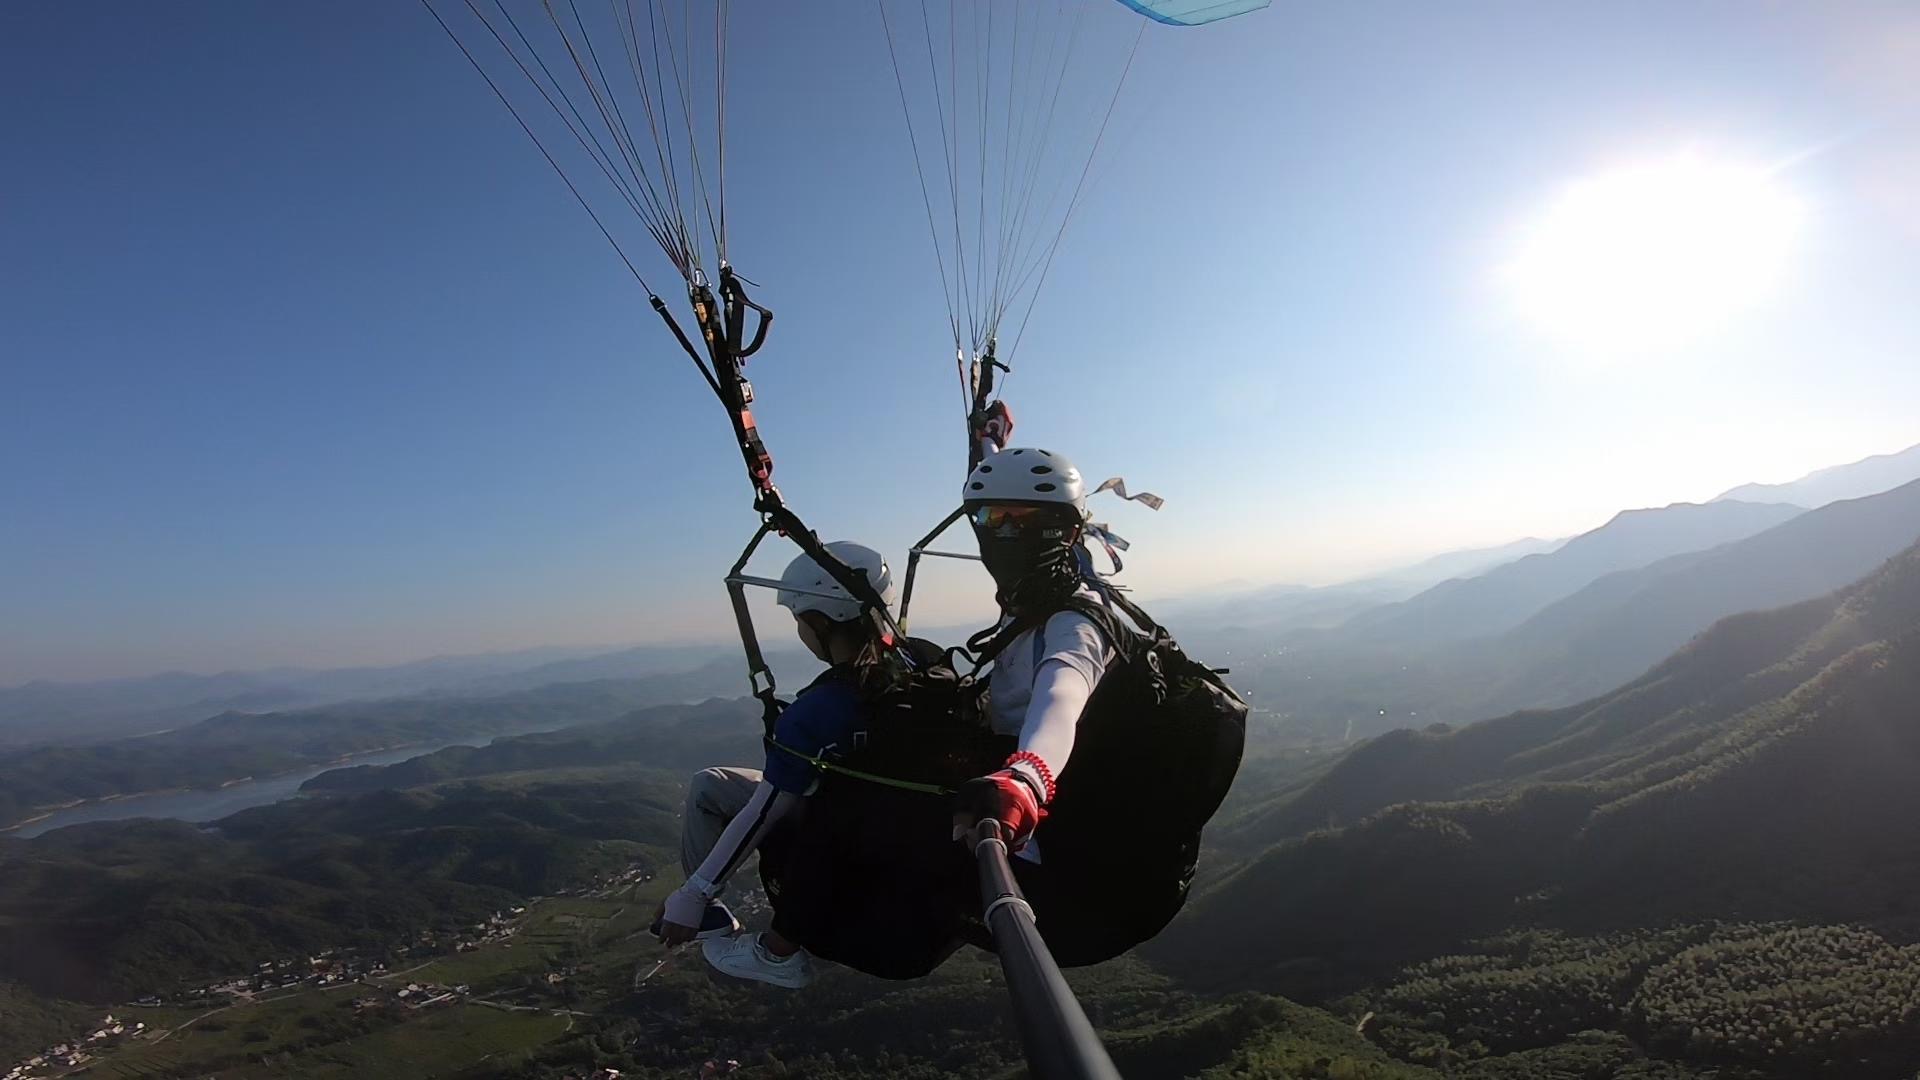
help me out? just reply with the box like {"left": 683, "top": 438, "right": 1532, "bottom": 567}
{"left": 766, "top": 637, "right": 1013, "bottom": 795}
{"left": 972, "top": 588, "right": 1248, "bottom": 958}
{"left": 757, "top": 639, "right": 1010, "bottom": 979}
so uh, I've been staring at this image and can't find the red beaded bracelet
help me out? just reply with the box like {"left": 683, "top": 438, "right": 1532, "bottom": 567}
{"left": 1006, "top": 750, "right": 1056, "bottom": 804}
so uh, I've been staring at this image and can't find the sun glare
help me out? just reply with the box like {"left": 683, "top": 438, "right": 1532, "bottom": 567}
{"left": 1502, "top": 151, "right": 1804, "bottom": 355}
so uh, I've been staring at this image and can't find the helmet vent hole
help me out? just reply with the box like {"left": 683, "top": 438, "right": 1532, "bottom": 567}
{"left": 1011, "top": 449, "right": 1025, "bottom": 455}
{"left": 969, "top": 481, "right": 985, "bottom": 491}
{"left": 1030, "top": 465, "right": 1052, "bottom": 475}
{"left": 1034, "top": 482, "right": 1057, "bottom": 493}
{"left": 979, "top": 465, "right": 993, "bottom": 473}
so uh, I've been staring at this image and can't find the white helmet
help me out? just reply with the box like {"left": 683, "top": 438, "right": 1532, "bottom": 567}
{"left": 962, "top": 447, "right": 1087, "bottom": 515}
{"left": 775, "top": 542, "right": 895, "bottom": 624}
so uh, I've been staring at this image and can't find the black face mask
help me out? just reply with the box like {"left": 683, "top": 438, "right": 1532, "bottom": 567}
{"left": 973, "top": 514, "right": 1082, "bottom": 615}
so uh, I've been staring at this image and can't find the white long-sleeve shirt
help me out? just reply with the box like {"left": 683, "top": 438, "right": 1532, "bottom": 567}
{"left": 665, "top": 780, "right": 802, "bottom": 929}
{"left": 986, "top": 590, "right": 1117, "bottom": 860}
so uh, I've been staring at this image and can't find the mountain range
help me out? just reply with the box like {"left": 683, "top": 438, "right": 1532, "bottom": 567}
{"left": 1161, "top": 536, "right": 1920, "bottom": 1003}
{"left": 1154, "top": 537, "right": 1567, "bottom": 644}
{"left": 1715, "top": 440, "right": 1920, "bottom": 508}
{"left": 1475, "top": 476, "right": 1920, "bottom": 711}
{"left": 0, "top": 645, "right": 622, "bottom": 748}
{"left": 1369, "top": 535, "right": 1567, "bottom": 587}
{"left": 0, "top": 644, "right": 780, "bottom": 751}
{"left": 1214, "top": 445, "right": 1920, "bottom": 745}
{"left": 1154, "top": 441, "right": 1920, "bottom": 661}
{"left": 1329, "top": 499, "right": 1806, "bottom": 649}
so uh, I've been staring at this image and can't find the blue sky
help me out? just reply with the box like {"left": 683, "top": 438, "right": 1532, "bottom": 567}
{"left": 5, "top": 2, "right": 1919, "bottom": 683}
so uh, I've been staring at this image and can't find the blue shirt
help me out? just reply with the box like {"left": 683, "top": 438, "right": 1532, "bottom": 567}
{"left": 762, "top": 673, "right": 866, "bottom": 795}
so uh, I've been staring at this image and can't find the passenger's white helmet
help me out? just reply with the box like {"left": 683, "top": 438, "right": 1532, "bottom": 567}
{"left": 775, "top": 542, "right": 895, "bottom": 624}
{"left": 962, "top": 448, "right": 1087, "bottom": 515}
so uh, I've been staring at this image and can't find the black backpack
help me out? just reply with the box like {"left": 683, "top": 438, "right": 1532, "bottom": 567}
{"left": 757, "top": 640, "right": 1009, "bottom": 979}
{"left": 766, "top": 637, "right": 1012, "bottom": 795}
{"left": 971, "top": 589, "right": 1248, "bottom": 960}
{"left": 977, "top": 590, "right": 1246, "bottom": 839}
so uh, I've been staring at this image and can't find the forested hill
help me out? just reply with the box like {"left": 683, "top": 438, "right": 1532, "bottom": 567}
{"left": 302, "top": 697, "right": 763, "bottom": 794}
{"left": 1161, "top": 538, "right": 1920, "bottom": 998}
{"left": 0, "top": 773, "right": 687, "bottom": 1001}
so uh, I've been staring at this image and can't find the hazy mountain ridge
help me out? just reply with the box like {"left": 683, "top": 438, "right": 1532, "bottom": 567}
{"left": 1223, "top": 479, "right": 1920, "bottom": 748}
{"left": 1151, "top": 537, "right": 1565, "bottom": 636}
{"left": 0, "top": 638, "right": 920, "bottom": 755}
{"left": 0, "top": 644, "right": 637, "bottom": 748}
{"left": 425, "top": 643, "right": 741, "bottom": 697}
{"left": 1475, "top": 477, "right": 1920, "bottom": 712}
{"left": 1370, "top": 536, "right": 1566, "bottom": 586}
{"left": 1715, "top": 440, "right": 1920, "bottom": 508}
{"left": 1331, "top": 499, "right": 1807, "bottom": 649}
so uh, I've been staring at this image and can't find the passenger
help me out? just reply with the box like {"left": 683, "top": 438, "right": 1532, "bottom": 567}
{"left": 653, "top": 542, "right": 896, "bottom": 988}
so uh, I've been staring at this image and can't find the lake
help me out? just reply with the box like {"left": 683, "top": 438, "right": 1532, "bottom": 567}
{"left": 11, "top": 740, "right": 489, "bottom": 839}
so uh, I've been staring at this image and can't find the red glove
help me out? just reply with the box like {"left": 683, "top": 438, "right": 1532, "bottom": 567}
{"left": 975, "top": 400, "right": 1015, "bottom": 451}
{"left": 953, "top": 768, "right": 1047, "bottom": 849}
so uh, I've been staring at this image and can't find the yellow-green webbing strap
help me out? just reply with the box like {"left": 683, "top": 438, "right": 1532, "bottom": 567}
{"left": 764, "top": 737, "right": 955, "bottom": 796}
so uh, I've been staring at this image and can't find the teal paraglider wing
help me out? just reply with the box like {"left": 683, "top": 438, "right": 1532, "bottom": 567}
{"left": 1111, "top": 0, "right": 1271, "bottom": 26}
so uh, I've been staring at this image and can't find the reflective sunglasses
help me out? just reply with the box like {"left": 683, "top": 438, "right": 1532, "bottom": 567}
{"left": 970, "top": 505, "right": 1059, "bottom": 531}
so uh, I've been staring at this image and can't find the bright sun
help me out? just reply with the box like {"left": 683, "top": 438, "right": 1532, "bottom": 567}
{"left": 1501, "top": 151, "right": 1805, "bottom": 354}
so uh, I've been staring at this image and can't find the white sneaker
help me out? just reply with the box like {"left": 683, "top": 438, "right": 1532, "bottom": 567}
{"left": 700, "top": 932, "right": 815, "bottom": 989}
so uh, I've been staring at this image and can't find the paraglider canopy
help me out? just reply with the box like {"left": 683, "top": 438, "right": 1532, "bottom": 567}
{"left": 1116, "top": 0, "right": 1271, "bottom": 26}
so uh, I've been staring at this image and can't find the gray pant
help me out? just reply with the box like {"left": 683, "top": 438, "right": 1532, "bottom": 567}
{"left": 681, "top": 765, "right": 764, "bottom": 876}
